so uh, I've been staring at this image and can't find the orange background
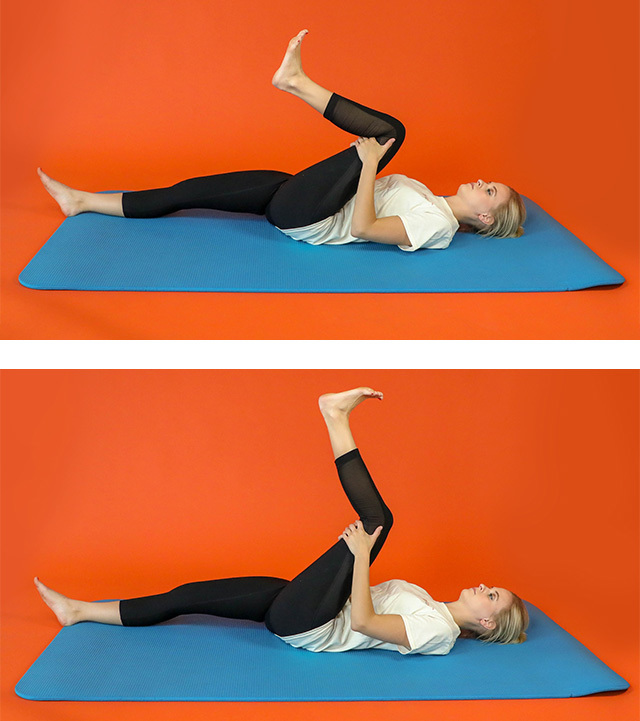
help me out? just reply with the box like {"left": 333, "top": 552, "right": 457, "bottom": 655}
{"left": 2, "top": 369, "right": 638, "bottom": 720}
{"left": 2, "top": 0, "right": 638, "bottom": 339}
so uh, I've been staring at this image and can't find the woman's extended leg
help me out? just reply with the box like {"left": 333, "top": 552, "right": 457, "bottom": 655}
{"left": 37, "top": 167, "right": 293, "bottom": 220}
{"left": 263, "top": 387, "right": 394, "bottom": 637}
{"left": 37, "top": 167, "right": 127, "bottom": 218}
{"left": 34, "top": 576, "right": 124, "bottom": 626}
{"left": 35, "top": 573, "right": 290, "bottom": 628}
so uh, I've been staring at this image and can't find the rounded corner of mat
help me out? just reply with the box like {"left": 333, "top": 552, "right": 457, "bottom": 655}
{"left": 18, "top": 271, "right": 40, "bottom": 290}
{"left": 14, "top": 681, "right": 38, "bottom": 701}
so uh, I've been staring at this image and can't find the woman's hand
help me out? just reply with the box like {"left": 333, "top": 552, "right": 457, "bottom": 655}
{"left": 350, "top": 136, "right": 395, "bottom": 165}
{"left": 339, "top": 519, "right": 383, "bottom": 558}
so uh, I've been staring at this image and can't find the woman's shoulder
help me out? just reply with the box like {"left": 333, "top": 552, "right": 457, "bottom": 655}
{"left": 379, "top": 175, "right": 443, "bottom": 207}
{"left": 379, "top": 173, "right": 426, "bottom": 189}
{"left": 374, "top": 578, "right": 431, "bottom": 598}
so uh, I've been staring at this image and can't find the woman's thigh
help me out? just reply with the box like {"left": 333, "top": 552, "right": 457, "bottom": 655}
{"left": 265, "top": 122, "right": 405, "bottom": 230}
{"left": 264, "top": 449, "right": 394, "bottom": 636}
{"left": 264, "top": 147, "right": 362, "bottom": 229}
{"left": 264, "top": 540, "right": 357, "bottom": 636}
{"left": 264, "top": 525, "right": 392, "bottom": 637}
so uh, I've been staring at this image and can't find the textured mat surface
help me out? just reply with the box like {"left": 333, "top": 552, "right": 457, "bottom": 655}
{"left": 20, "top": 194, "right": 624, "bottom": 292}
{"left": 15, "top": 601, "right": 629, "bottom": 701}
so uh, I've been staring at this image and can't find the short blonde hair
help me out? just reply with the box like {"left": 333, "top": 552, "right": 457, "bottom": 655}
{"left": 476, "top": 186, "right": 527, "bottom": 239}
{"left": 477, "top": 591, "right": 529, "bottom": 645}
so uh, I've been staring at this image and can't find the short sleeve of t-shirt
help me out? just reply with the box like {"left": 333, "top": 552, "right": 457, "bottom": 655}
{"left": 397, "top": 610, "right": 456, "bottom": 655}
{"left": 397, "top": 211, "right": 453, "bottom": 252}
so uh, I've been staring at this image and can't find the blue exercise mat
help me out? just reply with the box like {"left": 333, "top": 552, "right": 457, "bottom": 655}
{"left": 15, "top": 601, "right": 629, "bottom": 701}
{"left": 20, "top": 194, "right": 624, "bottom": 292}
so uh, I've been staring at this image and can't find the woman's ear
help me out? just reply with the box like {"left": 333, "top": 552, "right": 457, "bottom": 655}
{"left": 479, "top": 617, "right": 497, "bottom": 631}
{"left": 477, "top": 213, "right": 495, "bottom": 227}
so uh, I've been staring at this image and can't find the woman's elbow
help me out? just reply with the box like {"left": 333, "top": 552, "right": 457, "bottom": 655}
{"left": 351, "top": 617, "right": 366, "bottom": 633}
{"left": 350, "top": 225, "right": 365, "bottom": 239}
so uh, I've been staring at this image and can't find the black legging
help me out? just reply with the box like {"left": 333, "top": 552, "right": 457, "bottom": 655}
{"left": 121, "top": 93, "right": 406, "bottom": 230}
{"left": 119, "top": 448, "right": 394, "bottom": 637}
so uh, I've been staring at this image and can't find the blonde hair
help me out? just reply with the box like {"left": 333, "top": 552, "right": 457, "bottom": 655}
{"left": 476, "top": 591, "right": 529, "bottom": 645}
{"left": 460, "top": 186, "right": 526, "bottom": 239}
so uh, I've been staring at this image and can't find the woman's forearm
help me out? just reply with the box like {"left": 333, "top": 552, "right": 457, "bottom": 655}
{"left": 350, "top": 159, "right": 378, "bottom": 237}
{"left": 350, "top": 550, "right": 376, "bottom": 630}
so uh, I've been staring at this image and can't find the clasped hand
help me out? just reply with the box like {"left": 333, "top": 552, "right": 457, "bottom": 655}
{"left": 339, "top": 519, "right": 383, "bottom": 557}
{"left": 350, "top": 136, "right": 395, "bottom": 165}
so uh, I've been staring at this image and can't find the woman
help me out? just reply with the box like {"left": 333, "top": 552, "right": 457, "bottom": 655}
{"left": 38, "top": 30, "right": 526, "bottom": 253}
{"left": 35, "top": 387, "right": 529, "bottom": 655}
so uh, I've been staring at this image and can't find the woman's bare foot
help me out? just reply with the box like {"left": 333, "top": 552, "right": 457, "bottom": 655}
{"left": 37, "top": 167, "right": 84, "bottom": 217}
{"left": 34, "top": 576, "right": 81, "bottom": 627}
{"left": 272, "top": 29, "right": 309, "bottom": 92}
{"left": 319, "top": 387, "right": 383, "bottom": 419}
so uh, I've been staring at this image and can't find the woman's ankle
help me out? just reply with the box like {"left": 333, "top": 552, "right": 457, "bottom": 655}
{"left": 76, "top": 599, "right": 124, "bottom": 625}
{"left": 77, "top": 191, "right": 125, "bottom": 218}
{"left": 67, "top": 600, "right": 87, "bottom": 624}
{"left": 295, "top": 76, "right": 332, "bottom": 115}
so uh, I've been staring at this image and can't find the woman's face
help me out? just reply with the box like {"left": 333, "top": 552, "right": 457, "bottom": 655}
{"left": 457, "top": 179, "right": 511, "bottom": 225}
{"left": 459, "top": 583, "right": 513, "bottom": 628}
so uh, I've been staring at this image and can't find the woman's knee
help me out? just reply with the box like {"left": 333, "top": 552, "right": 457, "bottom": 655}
{"left": 362, "top": 505, "right": 393, "bottom": 535}
{"left": 377, "top": 506, "right": 395, "bottom": 533}
{"left": 376, "top": 116, "right": 405, "bottom": 149}
{"left": 388, "top": 118, "right": 406, "bottom": 146}
{"left": 396, "top": 121, "right": 406, "bottom": 148}
{"left": 376, "top": 118, "right": 405, "bottom": 171}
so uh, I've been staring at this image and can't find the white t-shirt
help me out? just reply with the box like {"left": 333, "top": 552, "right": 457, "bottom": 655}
{"left": 275, "top": 174, "right": 460, "bottom": 252}
{"left": 276, "top": 579, "right": 461, "bottom": 655}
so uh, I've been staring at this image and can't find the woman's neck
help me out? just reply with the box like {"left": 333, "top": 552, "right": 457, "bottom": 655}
{"left": 443, "top": 195, "right": 469, "bottom": 225}
{"left": 444, "top": 600, "right": 472, "bottom": 631}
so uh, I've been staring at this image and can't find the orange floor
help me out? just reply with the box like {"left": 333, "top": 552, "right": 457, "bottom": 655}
{"left": 2, "top": 198, "right": 638, "bottom": 339}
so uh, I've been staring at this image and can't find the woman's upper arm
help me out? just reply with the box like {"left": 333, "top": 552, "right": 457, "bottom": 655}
{"left": 355, "top": 613, "right": 411, "bottom": 650}
{"left": 353, "top": 216, "right": 412, "bottom": 248}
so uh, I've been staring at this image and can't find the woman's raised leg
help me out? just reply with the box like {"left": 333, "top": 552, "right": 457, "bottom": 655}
{"left": 267, "top": 31, "right": 406, "bottom": 229}
{"left": 272, "top": 29, "right": 403, "bottom": 145}
{"left": 263, "top": 388, "right": 394, "bottom": 637}
{"left": 317, "top": 386, "right": 381, "bottom": 459}
{"left": 272, "top": 29, "right": 332, "bottom": 115}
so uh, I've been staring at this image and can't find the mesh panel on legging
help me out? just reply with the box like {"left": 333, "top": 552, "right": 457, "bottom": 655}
{"left": 323, "top": 92, "right": 404, "bottom": 146}
{"left": 264, "top": 93, "right": 406, "bottom": 229}
{"left": 263, "top": 448, "right": 394, "bottom": 637}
